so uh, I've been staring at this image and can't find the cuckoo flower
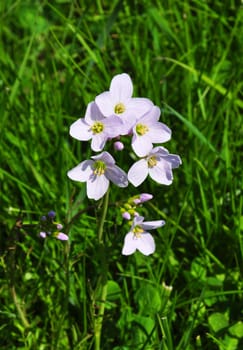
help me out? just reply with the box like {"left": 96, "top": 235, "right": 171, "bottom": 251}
{"left": 131, "top": 106, "right": 171, "bottom": 157}
{"left": 128, "top": 146, "right": 182, "bottom": 187}
{"left": 95, "top": 73, "right": 153, "bottom": 134}
{"left": 67, "top": 151, "right": 128, "bottom": 200}
{"left": 69, "top": 102, "right": 122, "bottom": 152}
{"left": 122, "top": 216, "right": 165, "bottom": 255}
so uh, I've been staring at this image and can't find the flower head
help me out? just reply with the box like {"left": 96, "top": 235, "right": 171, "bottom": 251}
{"left": 69, "top": 102, "right": 122, "bottom": 152}
{"left": 122, "top": 216, "right": 165, "bottom": 255}
{"left": 67, "top": 151, "right": 128, "bottom": 200}
{"left": 128, "top": 146, "right": 182, "bottom": 187}
{"left": 95, "top": 73, "right": 153, "bottom": 134}
{"left": 131, "top": 106, "right": 171, "bottom": 156}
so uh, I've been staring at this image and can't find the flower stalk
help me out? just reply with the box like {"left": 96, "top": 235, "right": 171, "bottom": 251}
{"left": 94, "top": 189, "right": 109, "bottom": 350}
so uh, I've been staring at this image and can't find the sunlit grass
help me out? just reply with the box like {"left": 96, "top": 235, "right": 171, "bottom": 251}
{"left": 1, "top": 1, "right": 243, "bottom": 349}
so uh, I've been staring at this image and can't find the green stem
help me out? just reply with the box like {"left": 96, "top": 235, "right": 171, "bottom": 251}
{"left": 11, "top": 285, "right": 30, "bottom": 329}
{"left": 97, "top": 189, "right": 110, "bottom": 243}
{"left": 94, "top": 190, "right": 110, "bottom": 350}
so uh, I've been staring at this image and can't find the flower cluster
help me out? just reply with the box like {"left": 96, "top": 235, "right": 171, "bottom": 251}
{"left": 39, "top": 211, "right": 68, "bottom": 241}
{"left": 67, "top": 73, "right": 181, "bottom": 255}
{"left": 120, "top": 193, "right": 153, "bottom": 220}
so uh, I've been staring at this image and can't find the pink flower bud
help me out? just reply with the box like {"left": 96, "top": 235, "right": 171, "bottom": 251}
{"left": 122, "top": 212, "right": 131, "bottom": 220}
{"left": 114, "top": 141, "right": 124, "bottom": 151}
{"left": 56, "top": 232, "right": 69, "bottom": 241}
{"left": 39, "top": 231, "right": 47, "bottom": 238}
{"left": 139, "top": 193, "right": 153, "bottom": 203}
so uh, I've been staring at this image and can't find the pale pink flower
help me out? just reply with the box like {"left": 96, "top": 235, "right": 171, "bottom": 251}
{"left": 67, "top": 152, "right": 128, "bottom": 200}
{"left": 122, "top": 216, "right": 165, "bottom": 256}
{"left": 128, "top": 146, "right": 182, "bottom": 187}
{"left": 131, "top": 106, "right": 171, "bottom": 157}
{"left": 95, "top": 73, "right": 153, "bottom": 134}
{"left": 69, "top": 102, "right": 122, "bottom": 151}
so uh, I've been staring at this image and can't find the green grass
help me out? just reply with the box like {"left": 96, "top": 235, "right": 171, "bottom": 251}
{"left": 1, "top": 0, "right": 243, "bottom": 349}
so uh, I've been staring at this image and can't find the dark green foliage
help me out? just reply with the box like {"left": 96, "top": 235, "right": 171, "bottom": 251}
{"left": 0, "top": 0, "right": 243, "bottom": 349}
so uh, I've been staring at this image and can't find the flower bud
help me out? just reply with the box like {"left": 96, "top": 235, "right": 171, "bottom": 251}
{"left": 114, "top": 141, "right": 124, "bottom": 151}
{"left": 56, "top": 223, "right": 63, "bottom": 230}
{"left": 39, "top": 231, "right": 47, "bottom": 238}
{"left": 139, "top": 193, "right": 153, "bottom": 203}
{"left": 48, "top": 210, "right": 56, "bottom": 219}
{"left": 56, "top": 232, "right": 69, "bottom": 241}
{"left": 122, "top": 212, "right": 131, "bottom": 220}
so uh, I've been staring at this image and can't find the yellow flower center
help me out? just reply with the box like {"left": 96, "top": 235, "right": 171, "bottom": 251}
{"left": 147, "top": 156, "right": 157, "bottom": 168}
{"left": 91, "top": 121, "right": 104, "bottom": 134}
{"left": 136, "top": 123, "right": 149, "bottom": 136}
{"left": 93, "top": 160, "right": 106, "bottom": 176}
{"left": 114, "top": 102, "right": 126, "bottom": 114}
{"left": 133, "top": 225, "right": 144, "bottom": 238}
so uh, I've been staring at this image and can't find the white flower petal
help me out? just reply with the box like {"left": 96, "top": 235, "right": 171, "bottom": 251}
{"left": 110, "top": 73, "right": 133, "bottom": 101}
{"left": 92, "top": 151, "right": 115, "bottom": 165}
{"left": 136, "top": 233, "right": 155, "bottom": 255}
{"left": 84, "top": 101, "right": 104, "bottom": 124}
{"left": 128, "top": 160, "right": 148, "bottom": 187}
{"left": 87, "top": 174, "right": 109, "bottom": 200}
{"left": 131, "top": 216, "right": 145, "bottom": 229}
{"left": 117, "top": 113, "right": 137, "bottom": 135}
{"left": 132, "top": 134, "right": 153, "bottom": 157}
{"left": 166, "top": 154, "right": 182, "bottom": 168}
{"left": 138, "top": 105, "right": 161, "bottom": 124}
{"left": 141, "top": 220, "right": 165, "bottom": 230}
{"left": 148, "top": 123, "right": 171, "bottom": 143}
{"left": 149, "top": 160, "right": 173, "bottom": 185}
{"left": 103, "top": 116, "right": 123, "bottom": 137}
{"left": 127, "top": 98, "right": 154, "bottom": 119}
{"left": 152, "top": 146, "right": 169, "bottom": 156}
{"left": 105, "top": 165, "right": 128, "bottom": 187}
{"left": 122, "top": 232, "right": 138, "bottom": 255}
{"left": 67, "top": 160, "right": 93, "bottom": 182}
{"left": 91, "top": 134, "right": 107, "bottom": 152}
{"left": 70, "top": 119, "right": 91, "bottom": 141}
{"left": 95, "top": 91, "right": 115, "bottom": 117}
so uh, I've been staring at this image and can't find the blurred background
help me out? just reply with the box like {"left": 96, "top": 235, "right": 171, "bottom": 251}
{"left": 0, "top": 1, "right": 243, "bottom": 349}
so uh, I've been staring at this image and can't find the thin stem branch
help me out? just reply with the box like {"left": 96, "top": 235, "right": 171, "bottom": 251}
{"left": 10, "top": 285, "right": 30, "bottom": 329}
{"left": 97, "top": 189, "right": 110, "bottom": 243}
{"left": 94, "top": 189, "right": 110, "bottom": 350}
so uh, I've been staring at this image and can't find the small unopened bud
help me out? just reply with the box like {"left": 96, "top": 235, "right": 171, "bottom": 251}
{"left": 48, "top": 210, "right": 56, "bottom": 219}
{"left": 162, "top": 281, "right": 173, "bottom": 293}
{"left": 56, "top": 223, "right": 63, "bottom": 230}
{"left": 133, "top": 193, "right": 153, "bottom": 205}
{"left": 56, "top": 232, "right": 69, "bottom": 241}
{"left": 122, "top": 212, "right": 131, "bottom": 220}
{"left": 114, "top": 141, "right": 124, "bottom": 151}
{"left": 139, "top": 193, "right": 153, "bottom": 203}
{"left": 39, "top": 231, "right": 47, "bottom": 238}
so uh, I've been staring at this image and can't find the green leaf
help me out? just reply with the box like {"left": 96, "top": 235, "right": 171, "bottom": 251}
{"left": 190, "top": 258, "right": 206, "bottom": 281}
{"left": 221, "top": 335, "right": 238, "bottom": 350}
{"left": 107, "top": 280, "right": 122, "bottom": 302}
{"left": 208, "top": 312, "right": 229, "bottom": 333}
{"left": 229, "top": 322, "right": 243, "bottom": 338}
{"left": 135, "top": 284, "right": 161, "bottom": 316}
{"left": 132, "top": 315, "right": 155, "bottom": 347}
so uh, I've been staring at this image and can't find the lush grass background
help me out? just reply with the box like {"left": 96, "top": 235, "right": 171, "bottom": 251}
{"left": 1, "top": 0, "right": 243, "bottom": 349}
